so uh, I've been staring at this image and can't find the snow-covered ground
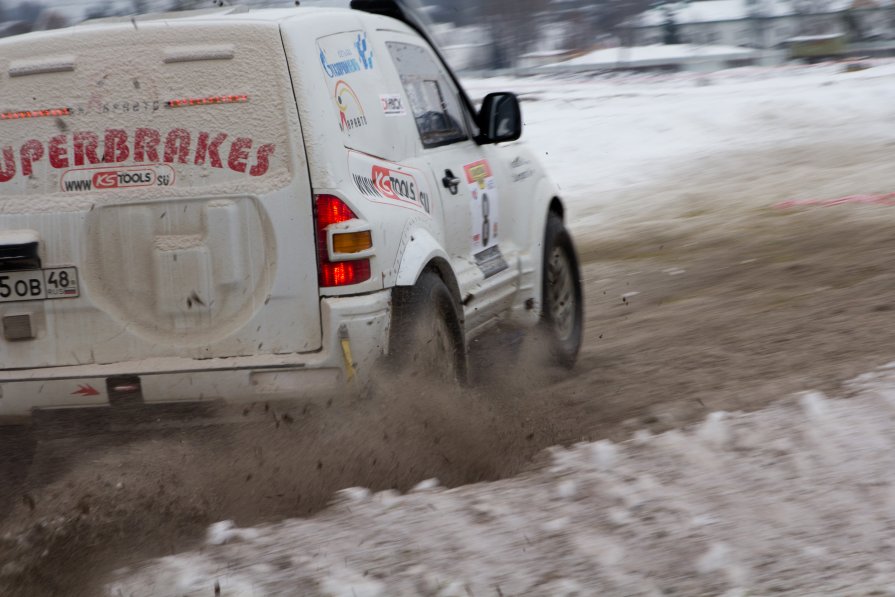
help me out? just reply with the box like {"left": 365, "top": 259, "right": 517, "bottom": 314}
{"left": 105, "top": 63, "right": 895, "bottom": 595}
{"left": 466, "top": 60, "right": 895, "bottom": 231}
{"left": 540, "top": 43, "right": 760, "bottom": 71}
{"left": 557, "top": 44, "right": 757, "bottom": 64}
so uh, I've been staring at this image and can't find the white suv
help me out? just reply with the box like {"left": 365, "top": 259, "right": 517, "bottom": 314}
{"left": 0, "top": 0, "right": 582, "bottom": 426}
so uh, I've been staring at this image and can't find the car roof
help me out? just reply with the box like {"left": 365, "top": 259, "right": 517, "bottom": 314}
{"left": 1, "top": 1, "right": 436, "bottom": 50}
{"left": 0, "top": 6, "right": 398, "bottom": 49}
{"left": 79, "top": 6, "right": 348, "bottom": 26}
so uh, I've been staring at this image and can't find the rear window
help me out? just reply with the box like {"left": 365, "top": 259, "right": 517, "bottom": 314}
{"left": 0, "top": 23, "right": 294, "bottom": 198}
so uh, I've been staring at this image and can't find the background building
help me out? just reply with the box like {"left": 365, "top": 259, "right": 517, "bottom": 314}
{"left": 618, "top": 0, "right": 895, "bottom": 49}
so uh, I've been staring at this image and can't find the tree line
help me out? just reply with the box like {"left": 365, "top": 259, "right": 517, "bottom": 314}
{"left": 421, "top": 0, "right": 654, "bottom": 67}
{"left": 0, "top": 0, "right": 657, "bottom": 66}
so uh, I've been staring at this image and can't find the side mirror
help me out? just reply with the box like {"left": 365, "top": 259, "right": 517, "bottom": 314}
{"left": 476, "top": 92, "right": 522, "bottom": 144}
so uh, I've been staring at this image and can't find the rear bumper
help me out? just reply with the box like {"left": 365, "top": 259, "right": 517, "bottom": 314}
{"left": 0, "top": 290, "right": 391, "bottom": 424}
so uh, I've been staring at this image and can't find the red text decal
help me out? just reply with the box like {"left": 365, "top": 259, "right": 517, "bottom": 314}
{"left": 0, "top": 127, "right": 276, "bottom": 184}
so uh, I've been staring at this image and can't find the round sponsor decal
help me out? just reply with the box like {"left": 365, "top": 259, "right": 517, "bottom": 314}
{"left": 335, "top": 80, "right": 368, "bottom": 133}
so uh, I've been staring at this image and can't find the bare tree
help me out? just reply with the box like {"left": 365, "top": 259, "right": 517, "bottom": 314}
{"left": 132, "top": 0, "right": 150, "bottom": 14}
{"left": 85, "top": 2, "right": 117, "bottom": 19}
{"left": 662, "top": 6, "right": 681, "bottom": 44}
{"left": 8, "top": 1, "right": 44, "bottom": 22}
{"left": 33, "top": 8, "right": 68, "bottom": 29}
{"left": 600, "top": 0, "right": 656, "bottom": 33}
{"left": 168, "top": 0, "right": 209, "bottom": 10}
{"left": 484, "top": 0, "right": 550, "bottom": 67}
{"left": 595, "top": 0, "right": 659, "bottom": 48}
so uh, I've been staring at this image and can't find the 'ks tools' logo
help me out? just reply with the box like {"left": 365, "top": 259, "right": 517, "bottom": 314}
{"left": 350, "top": 158, "right": 430, "bottom": 213}
{"left": 92, "top": 172, "right": 119, "bottom": 188}
{"left": 91, "top": 170, "right": 153, "bottom": 189}
{"left": 372, "top": 166, "right": 399, "bottom": 200}
{"left": 62, "top": 166, "right": 164, "bottom": 192}
{"left": 372, "top": 165, "right": 427, "bottom": 209}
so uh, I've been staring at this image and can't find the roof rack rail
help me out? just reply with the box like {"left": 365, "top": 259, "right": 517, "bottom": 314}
{"left": 78, "top": 5, "right": 249, "bottom": 27}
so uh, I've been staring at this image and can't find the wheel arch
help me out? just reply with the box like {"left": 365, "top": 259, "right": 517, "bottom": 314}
{"left": 391, "top": 239, "right": 468, "bottom": 380}
{"left": 421, "top": 257, "right": 463, "bottom": 315}
{"left": 547, "top": 196, "right": 580, "bottom": 272}
{"left": 394, "top": 228, "right": 463, "bottom": 320}
{"left": 541, "top": 197, "right": 582, "bottom": 310}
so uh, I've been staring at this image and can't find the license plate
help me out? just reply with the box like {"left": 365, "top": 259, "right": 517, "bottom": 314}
{"left": 0, "top": 267, "right": 80, "bottom": 303}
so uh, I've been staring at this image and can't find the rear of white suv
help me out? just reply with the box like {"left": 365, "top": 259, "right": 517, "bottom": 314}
{"left": 0, "top": 16, "right": 394, "bottom": 423}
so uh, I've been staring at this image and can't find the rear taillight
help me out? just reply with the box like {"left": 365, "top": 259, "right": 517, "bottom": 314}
{"left": 314, "top": 194, "right": 371, "bottom": 287}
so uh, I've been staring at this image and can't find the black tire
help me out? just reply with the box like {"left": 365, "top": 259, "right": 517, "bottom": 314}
{"left": 389, "top": 271, "right": 467, "bottom": 384}
{"left": 540, "top": 213, "right": 583, "bottom": 368}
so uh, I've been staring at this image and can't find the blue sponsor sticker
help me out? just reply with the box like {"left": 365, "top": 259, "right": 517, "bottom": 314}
{"left": 319, "top": 47, "right": 361, "bottom": 78}
{"left": 354, "top": 33, "right": 373, "bottom": 70}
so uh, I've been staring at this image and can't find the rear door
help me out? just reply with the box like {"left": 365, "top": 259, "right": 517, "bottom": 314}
{"left": 0, "top": 21, "right": 321, "bottom": 369}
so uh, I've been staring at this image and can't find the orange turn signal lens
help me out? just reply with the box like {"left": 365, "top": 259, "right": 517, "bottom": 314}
{"left": 332, "top": 231, "right": 372, "bottom": 254}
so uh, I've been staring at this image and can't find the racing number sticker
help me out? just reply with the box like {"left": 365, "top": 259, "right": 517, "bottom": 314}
{"left": 464, "top": 159, "right": 499, "bottom": 253}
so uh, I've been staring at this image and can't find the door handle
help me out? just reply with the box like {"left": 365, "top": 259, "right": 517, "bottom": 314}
{"left": 442, "top": 169, "right": 460, "bottom": 195}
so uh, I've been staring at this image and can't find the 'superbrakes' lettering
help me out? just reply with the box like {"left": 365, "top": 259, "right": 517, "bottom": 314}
{"left": 0, "top": 127, "right": 277, "bottom": 184}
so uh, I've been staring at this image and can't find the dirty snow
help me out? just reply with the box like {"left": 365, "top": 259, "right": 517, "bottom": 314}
{"left": 105, "top": 63, "right": 895, "bottom": 595}
{"left": 107, "top": 365, "right": 895, "bottom": 595}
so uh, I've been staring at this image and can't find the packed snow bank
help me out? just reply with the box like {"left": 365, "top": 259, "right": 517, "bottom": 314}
{"left": 107, "top": 365, "right": 895, "bottom": 596}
